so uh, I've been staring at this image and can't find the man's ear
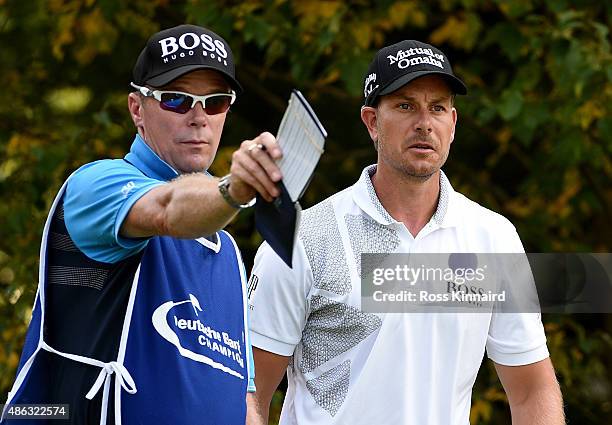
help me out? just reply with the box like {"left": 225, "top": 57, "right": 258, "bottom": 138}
{"left": 450, "top": 107, "right": 457, "bottom": 144}
{"left": 360, "top": 106, "right": 379, "bottom": 148}
{"left": 128, "top": 93, "right": 145, "bottom": 130}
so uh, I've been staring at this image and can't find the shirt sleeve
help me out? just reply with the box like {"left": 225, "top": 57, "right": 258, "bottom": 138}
{"left": 486, "top": 312, "right": 549, "bottom": 366}
{"left": 486, "top": 225, "right": 549, "bottom": 365}
{"left": 246, "top": 308, "right": 256, "bottom": 393}
{"left": 244, "top": 267, "right": 256, "bottom": 393}
{"left": 63, "top": 159, "right": 166, "bottom": 263}
{"left": 248, "top": 241, "right": 313, "bottom": 356}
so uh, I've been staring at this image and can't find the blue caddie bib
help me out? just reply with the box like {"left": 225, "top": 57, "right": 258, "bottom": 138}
{"left": 3, "top": 176, "right": 253, "bottom": 425}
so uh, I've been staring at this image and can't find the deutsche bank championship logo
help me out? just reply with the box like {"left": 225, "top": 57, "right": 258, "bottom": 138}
{"left": 152, "top": 294, "right": 244, "bottom": 379}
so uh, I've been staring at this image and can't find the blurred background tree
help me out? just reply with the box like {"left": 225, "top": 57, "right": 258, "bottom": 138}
{"left": 0, "top": 0, "right": 610, "bottom": 423}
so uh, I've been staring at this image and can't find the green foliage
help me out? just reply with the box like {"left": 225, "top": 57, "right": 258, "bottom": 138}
{"left": 1, "top": 0, "right": 610, "bottom": 423}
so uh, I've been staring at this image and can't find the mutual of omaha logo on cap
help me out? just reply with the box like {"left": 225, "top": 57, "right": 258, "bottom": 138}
{"left": 363, "top": 40, "right": 467, "bottom": 106}
{"left": 133, "top": 24, "right": 242, "bottom": 92}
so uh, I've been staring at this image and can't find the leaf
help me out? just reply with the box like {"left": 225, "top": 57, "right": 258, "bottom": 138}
{"left": 388, "top": 1, "right": 425, "bottom": 28}
{"left": 243, "top": 15, "right": 273, "bottom": 48}
{"left": 430, "top": 12, "right": 482, "bottom": 50}
{"left": 487, "top": 22, "right": 526, "bottom": 62}
{"left": 545, "top": 0, "right": 569, "bottom": 13}
{"left": 293, "top": 1, "right": 343, "bottom": 20}
{"left": 496, "top": 0, "right": 534, "bottom": 18}
{"left": 515, "top": 62, "right": 541, "bottom": 90}
{"left": 596, "top": 117, "right": 612, "bottom": 143}
{"left": 74, "top": 8, "right": 119, "bottom": 64}
{"left": 470, "top": 399, "right": 492, "bottom": 423}
{"left": 52, "top": 13, "right": 76, "bottom": 60}
{"left": 350, "top": 22, "right": 372, "bottom": 50}
{"left": 553, "top": 129, "right": 585, "bottom": 166}
{"left": 575, "top": 100, "right": 605, "bottom": 130}
{"left": 45, "top": 87, "right": 92, "bottom": 114}
{"left": 498, "top": 90, "right": 523, "bottom": 120}
{"left": 0, "top": 159, "right": 19, "bottom": 182}
{"left": 337, "top": 54, "right": 372, "bottom": 97}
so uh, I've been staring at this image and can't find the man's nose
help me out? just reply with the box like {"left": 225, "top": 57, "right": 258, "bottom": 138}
{"left": 189, "top": 101, "right": 209, "bottom": 126}
{"left": 414, "top": 110, "right": 432, "bottom": 133}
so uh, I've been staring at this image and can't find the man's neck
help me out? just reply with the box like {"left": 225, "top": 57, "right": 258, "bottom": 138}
{"left": 371, "top": 165, "right": 440, "bottom": 237}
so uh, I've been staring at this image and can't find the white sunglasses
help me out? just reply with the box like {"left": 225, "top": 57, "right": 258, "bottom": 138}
{"left": 130, "top": 82, "right": 236, "bottom": 115}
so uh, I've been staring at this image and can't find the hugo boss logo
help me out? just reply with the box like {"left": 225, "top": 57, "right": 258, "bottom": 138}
{"left": 159, "top": 32, "right": 229, "bottom": 65}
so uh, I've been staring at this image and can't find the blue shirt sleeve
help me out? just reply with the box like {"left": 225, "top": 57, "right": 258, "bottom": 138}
{"left": 247, "top": 305, "right": 256, "bottom": 393}
{"left": 64, "top": 159, "right": 166, "bottom": 263}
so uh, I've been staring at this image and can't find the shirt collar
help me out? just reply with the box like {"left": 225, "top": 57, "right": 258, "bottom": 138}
{"left": 124, "top": 134, "right": 179, "bottom": 181}
{"left": 352, "top": 164, "right": 457, "bottom": 228}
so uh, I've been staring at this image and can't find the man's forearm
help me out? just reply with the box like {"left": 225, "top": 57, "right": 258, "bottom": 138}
{"left": 122, "top": 132, "right": 282, "bottom": 240}
{"left": 162, "top": 174, "right": 241, "bottom": 238}
{"left": 246, "top": 393, "right": 269, "bottom": 425}
{"left": 510, "top": 384, "right": 565, "bottom": 425}
{"left": 246, "top": 348, "right": 291, "bottom": 425}
{"left": 121, "top": 173, "right": 241, "bottom": 239}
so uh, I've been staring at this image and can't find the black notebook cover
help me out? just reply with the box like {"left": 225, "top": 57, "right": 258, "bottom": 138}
{"left": 254, "top": 181, "right": 301, "bottom": 268}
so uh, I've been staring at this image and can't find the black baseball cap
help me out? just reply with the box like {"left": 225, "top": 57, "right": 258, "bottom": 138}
{"left": 132, "top": 24, "right": 242, "bottom": 92}
{"left": 363, "top": 40, "right": 467, "bottom": 106}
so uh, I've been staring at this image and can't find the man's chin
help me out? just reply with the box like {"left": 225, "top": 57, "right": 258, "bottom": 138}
{"left": 176, "top": 161, "right": 212, "bottom": 175}
{"left": 403, "top": 158, "right": 447, "bottom": 180}
{"left": 186, "top": 155, "right": 214, "bottom": 172}
{"left": 402, "top": 166, "right": 439, "bottom": 181}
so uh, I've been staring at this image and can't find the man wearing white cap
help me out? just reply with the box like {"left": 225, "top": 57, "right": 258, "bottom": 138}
{"left": 246, "top": 40, "right": 564, "bottom": 424}
{"left": 4, "top": 24, "right": 281, "bottom": 425}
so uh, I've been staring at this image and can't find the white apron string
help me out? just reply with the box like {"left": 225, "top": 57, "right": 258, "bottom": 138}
{"left": 41, "top": 341, "right": 137, "bottom": 425}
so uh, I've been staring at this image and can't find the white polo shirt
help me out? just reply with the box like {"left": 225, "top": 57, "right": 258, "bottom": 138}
{"left": 248, "top": 165, "right": 548, "bottom": 425}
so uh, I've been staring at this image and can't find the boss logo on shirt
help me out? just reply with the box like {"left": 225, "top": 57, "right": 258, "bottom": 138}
{"left": 446, "top": 282, "right": 488, "bottom": 307}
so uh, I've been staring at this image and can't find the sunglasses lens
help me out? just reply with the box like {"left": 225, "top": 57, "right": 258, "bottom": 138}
{"left": 204, "top": 95, "right": 232, "bottom": 115}
{"left": 156, "top": 91, "right": 232, "bottom": 115}
{"left": 160, "top": 93, "right": 192, "bottom": 114}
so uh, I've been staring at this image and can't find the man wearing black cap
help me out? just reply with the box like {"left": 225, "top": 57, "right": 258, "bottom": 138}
{"left": 4, "top": 25, "right": 282, "bottom": 425}
{"left": 246, "top": 41, "right": 564, "bottom": 424}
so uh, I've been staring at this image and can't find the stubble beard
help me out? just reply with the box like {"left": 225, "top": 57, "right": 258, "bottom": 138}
{"left": 377, "top": 131, "right": 449, "bottom": 183}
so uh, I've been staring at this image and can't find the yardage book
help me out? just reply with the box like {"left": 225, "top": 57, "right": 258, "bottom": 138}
{"left": 254, "top": 90, "right": 327, "bottom": 268}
